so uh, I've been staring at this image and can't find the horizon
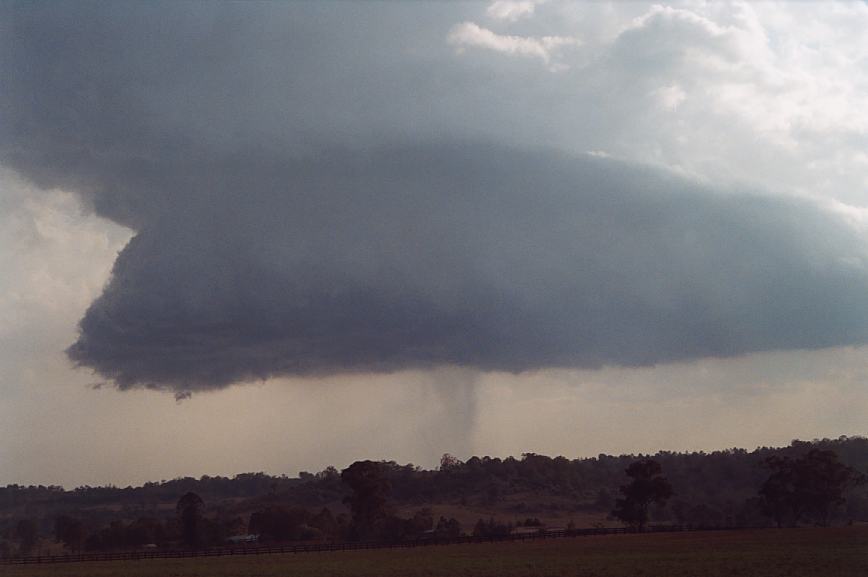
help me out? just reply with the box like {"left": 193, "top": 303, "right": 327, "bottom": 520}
{"left": 6, "top": 435, "right": 863, "bottom": 491}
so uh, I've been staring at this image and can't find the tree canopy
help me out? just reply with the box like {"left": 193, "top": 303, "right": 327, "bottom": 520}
{"left": 759, "top": 449, "right": 864, "bottom": 527}
{"left": 611, "top": 459, "right": 674, "bottom": 530}
{"left": 341, "top": 461, "right": 391, "bottom": 540}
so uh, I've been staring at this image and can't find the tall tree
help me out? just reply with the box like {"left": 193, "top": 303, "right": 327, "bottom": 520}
{"left": 176, "top": 492, "right": 205, "bottom": 549}
{"left": 341, "top": 460, "right": 391, "bottom": 540}
{"left": 611, "top": 459, "right": 673, "bottom": 531}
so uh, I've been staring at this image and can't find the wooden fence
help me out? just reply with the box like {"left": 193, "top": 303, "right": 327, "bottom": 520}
{"left": 0, "top": 525, "right": 746, "bottom": 565}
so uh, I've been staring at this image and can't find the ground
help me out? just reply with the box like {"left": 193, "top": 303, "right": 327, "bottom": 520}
{"left": 6, "top": 526, "right": 868, "bottom": 577}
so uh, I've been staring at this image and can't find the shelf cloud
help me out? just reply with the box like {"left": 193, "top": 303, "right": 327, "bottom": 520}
{"left": 59, "top": 143, "right": 868, "bottom": 391}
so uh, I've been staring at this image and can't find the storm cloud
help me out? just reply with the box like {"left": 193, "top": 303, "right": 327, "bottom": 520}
{"left": 5, "top": 2, "right": 868, "bottom": 392}
{"left": 65, "top": 144, "right": 868, "bottom": 391}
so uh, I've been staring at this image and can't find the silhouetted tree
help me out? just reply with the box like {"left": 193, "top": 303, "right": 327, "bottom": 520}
{"left": 3, "top": 436, "right": 868, "bottom": 549}
{"left": 611, "top": 459, "right": 673, "bottom": 531}
{"left": 341, "top": 460, "right": 391, "bottom": 540}
{"left": 380, "top": 510, "right": 435, "bottom": 542}
{"left": 471, "top": 517, "right": 511, "bottom": 537}
{"left": 434, "top": 516, "right": 462, "bottom": 538}
{"left": 518, "top": 517, "right": 542, "bottom": 527}
{"left": 759, "top": 449, "right": 864, "bottom": 527}
{"left": 176, "top": 492, "right": 204, "bottom": 549}
{"left": 439, "top": 453, "right": 462, "bottom": 471}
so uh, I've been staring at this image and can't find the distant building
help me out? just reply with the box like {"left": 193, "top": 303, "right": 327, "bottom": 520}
{"left": 227, "top": 534, "right": 259, "bottom": 544}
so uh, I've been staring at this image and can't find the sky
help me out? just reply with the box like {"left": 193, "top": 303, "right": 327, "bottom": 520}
{"left": 2, "top": 0, "right": 868, "bottom": 487}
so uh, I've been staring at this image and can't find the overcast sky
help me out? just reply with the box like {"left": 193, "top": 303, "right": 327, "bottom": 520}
{"left": 2, "top": 1, "right": 868, "bottom": 487}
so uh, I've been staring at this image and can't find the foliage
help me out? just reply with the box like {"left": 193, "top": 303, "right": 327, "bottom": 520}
{"left": 2, "top": 437, "right": 868, "bottom": 554}
{"left": 759, "top": 449, "right": 865, "bottom": 527}
{"left": 472, "top": 517, "right": 512, "bottom": 538}
{"left": 610, "top": 460, "right": 673, "bottom": 530}
{"left": 341, "top": 461, "right": 391, "bottom": 540}
{"left": 380, "top": 510, "right": 430, "bottom": 542}
{"left": 176, "top": 492, "right": 205, "bottom": 549}
{"left": 439, "top": 453, "right": 462, "bottom": 471}
{"left": 434, "top": 516, "right": 462, "bottom": 538}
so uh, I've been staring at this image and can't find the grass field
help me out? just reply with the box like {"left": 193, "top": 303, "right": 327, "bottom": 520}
{"left": 6, "top": 527, "right": 868, "bottom": 577}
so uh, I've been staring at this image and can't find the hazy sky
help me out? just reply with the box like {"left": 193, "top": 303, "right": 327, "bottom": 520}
{"left": 2, "top": 1, "right": 868, "bottom": 487}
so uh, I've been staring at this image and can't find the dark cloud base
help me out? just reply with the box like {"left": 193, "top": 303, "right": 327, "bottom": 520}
{"left": 65, "top": 144, "right": 868, "bottom": 392}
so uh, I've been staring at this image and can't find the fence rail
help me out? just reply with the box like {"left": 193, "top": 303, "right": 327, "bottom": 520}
{"left": 0, "top": 525, "right": 749, "bottom": 566}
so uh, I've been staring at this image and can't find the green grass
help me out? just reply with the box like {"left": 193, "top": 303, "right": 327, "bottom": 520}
{"left": 7, "top": 527, "right": 868, "bottom": 577}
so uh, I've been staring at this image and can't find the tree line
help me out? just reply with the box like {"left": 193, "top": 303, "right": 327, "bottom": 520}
{"left": 1, "top": 437, "right": 866, "bottom": 556}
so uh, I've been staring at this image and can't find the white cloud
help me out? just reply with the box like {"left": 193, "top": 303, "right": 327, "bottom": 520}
{"left": 447, "top": 21, "right": 580, "bottom": 70}
{"left": 585, "top": 150, "right": 611, "bottom": 158}
{"left": 440, "top": 2, "right": 868, "bottom": 206}
{"left": 651, "top": 84, "right": 686, "bottom": 111}
{"left": 486, "top": 0, "right": 540, "bottom": 23}
{"left": 0, "top": 170, "right": 131, "bottom": 342}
